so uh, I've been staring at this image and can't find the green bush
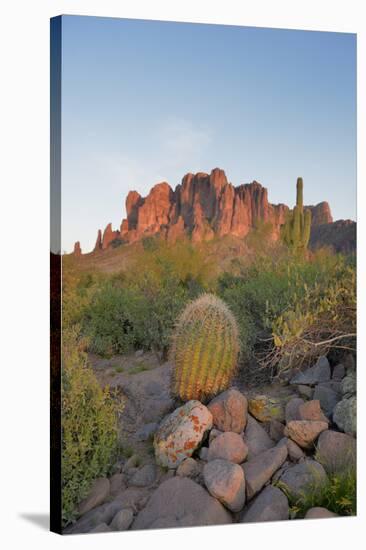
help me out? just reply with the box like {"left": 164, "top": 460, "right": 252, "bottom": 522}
{"left": 61, "top": 327, "right": 120, "bottom": 524}
{"left": 277, "top": 467, "right": 356, "bottom": 518}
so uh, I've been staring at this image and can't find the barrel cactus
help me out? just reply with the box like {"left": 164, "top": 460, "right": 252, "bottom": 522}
{"left": 170, "top": 294, "right": 240, "bottom": 402}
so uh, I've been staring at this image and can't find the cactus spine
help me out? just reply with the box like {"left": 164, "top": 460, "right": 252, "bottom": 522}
{"left": 281, "top": 177, "right": 312, "bottom": 252}
{"left": 171, "top": 294, "right": 239, "bottom": 402}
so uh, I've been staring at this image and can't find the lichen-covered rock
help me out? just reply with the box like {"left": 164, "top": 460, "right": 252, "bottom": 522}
{"left": 154, "top": 400, "right": 212, "bottom": 468}
{"left": 290, "top": 356, "right": 330, "bottom": 386}
{"left": 284, "top": 420, "right": 328, "bottom": 449}
{"left": 316, "top": 430, "right": 356, "bottom": 474}
{"left": 248, "top": 395, "right": 285, "bottom": 423}
{"left": 240, "top": 485, "right": 289, "bottom": 523}
{"left": 207, "top": 389, "right": 248, "bottom": 433}
{"left": 244, "top": 414, "right": 275, "bottom": 460}
{"left": 242, "top": 442, "right": 288, "bottom": 500}
{"left": 203, "top": 459, "right": 246, "bottom": 512}
{"left": 341, "top": 372, "right": 356, "bottom": 397}
{"left": 278, "top": 460, "right": 327, "bottom": 500}
{"left": 132, "top": 477, "right": 232, "bottom": 530}
{"left": 333, "top": 396, "right": 356, "bottom": 436}
{"left": 207, "top": 431, "right": 248, "bottom": 464}
{"left": 305, "top": 507, "right": 338, "bottom": 519}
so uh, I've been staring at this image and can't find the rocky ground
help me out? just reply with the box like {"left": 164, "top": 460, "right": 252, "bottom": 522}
{"left": 64, "top": 352, "right": 356, "bottom": 534}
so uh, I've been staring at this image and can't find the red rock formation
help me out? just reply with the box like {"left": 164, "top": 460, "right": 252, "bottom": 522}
{"left": 93, "top": 229, "right": 103, "bottom": 252}
{"left": 102, "top": 223, "right": 120, "bottom": 249}
{"left": 73, "top": 241, "right": 82, "bottom": 256}
{"left": 79, "top": 168, "right": 338, "bottom": 253}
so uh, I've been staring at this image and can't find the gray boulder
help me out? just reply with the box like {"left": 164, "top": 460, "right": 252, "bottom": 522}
{"left": 77, "top": 477, "right": 110, "bottom": 516}
{"left": 316, "top": 430, "right": 356, "bottom": 474}
{"left": 110, "top": 508, "right": 134, "bottom": 530}
{"left": 203, "top": 459, "right": 246, "bottom": 512}
{"left": 297, "top": 385, "right": 314, "bottom": 399}
{"left": 333, "top": 396, "right": 356, "bottom": 436}
{"left": 285, "top": 398, "right": 305, "bottom": 423}
{"left": 240, "top": 485, "right": 289, "bottom": 523}
{"left": 332, "top": 364, "right": 346, "bottom": 381}
{"left": 313, "top": 384, "right": 341, "bottom": 417}
{"left": 132, "top": 477, "right": 232, "bottom": 530}
{"left": 207, "top": 389, "right": 248, "bottom": 433}
{"left": 290, "top": 356, "right": 330, "bottom": 386}
{"left": 242, "top": 441, "right": 288, "bottom": 500}
{"left": 244, "top": 414, "right": 275, "bottom": 460}
{"left": 341, "top": 372, "right": 356, "bottom": 397}
{"left": 278, "top": 460, "right": 327, "bottom": 500}
{"left": 286, "top": 439, "right": 305, "bottom": 462}
{"left": 129, "top": 464, "right": 157, "bottom": 487}
{"left": 176, "top": 457, "right": 201, "bottom": 478}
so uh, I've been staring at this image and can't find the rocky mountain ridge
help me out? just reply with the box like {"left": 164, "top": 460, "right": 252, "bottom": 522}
{"left": 72, "top": 168, "right": 356, "bottom": 255}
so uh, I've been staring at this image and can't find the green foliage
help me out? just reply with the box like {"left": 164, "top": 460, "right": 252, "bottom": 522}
{"left": 264, "top": 254, "right": 356, "bottom": 373}
{"left": 61, "top": 327, "right": 120, "bottom": 525}
{"left": 171, "top": 294, "right": 239, "bottom": 401}
{"left": 281, "top": 177, "right": 312, "bottom": 252}
{"left": 277, "top": 467, "right": 356, "bottom": 518}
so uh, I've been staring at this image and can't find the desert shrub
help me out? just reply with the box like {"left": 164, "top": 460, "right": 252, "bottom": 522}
{"left": 61, "top": 327, "right": 120, "bottom": 524}
{"left": 83, "top": 284, "right": 141, "bottom": 357}
{"left": 171, "top": 294, "right": 240, "bottom": 401}
{"left": 260, "top": 254, "right": 356, "bottom": 374}
{"left": 277, "top": 467, "right": 356, "bottom": 518}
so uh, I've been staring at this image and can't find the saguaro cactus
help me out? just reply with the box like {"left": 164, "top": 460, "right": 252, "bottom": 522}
{"left": 171, "top": 294, "right": 239, "bottom": 402}
{"left": 281, "top": 177, "right": 312, "bottom": 252}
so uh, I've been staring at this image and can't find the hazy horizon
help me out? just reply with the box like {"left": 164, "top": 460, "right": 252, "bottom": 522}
{"left": 59, "top": 16, "right": 356, "bottom": 253}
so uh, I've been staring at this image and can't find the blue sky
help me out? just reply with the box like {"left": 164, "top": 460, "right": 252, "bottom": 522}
{"left": 60, "top": 15, "right": 356, "bottom": 253}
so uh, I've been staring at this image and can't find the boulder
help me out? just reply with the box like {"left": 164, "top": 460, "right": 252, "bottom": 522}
{"left": 316, "top": 430, "right": 356, "bottom": 474}
{"left": 332, "top": 364, "right": 346, "bottom": 381}
{"left": 136, "top": 422, "right": 159, "bottom": 442}
{"left": 269, "top": 419, "right": 285, "bottom": 442}
{"left": 110, "top": 508, "right": 134, "bottom": 530}
{"left": 176, "top": 457, "right": 200, "bottom": 478}
{"left": 313, "top": 384, "right": 341, "bottom": 417}
{"left": 284, "top": 420, "right": 328, "bottom": 449}
{"left": 305, "top": 507, "right": 338, "bottom": 519}
{"left": 207, "top": 431, "right": 248, "bottom": 464}
{"left": 240, "top": 485, "right": 289, "bottom": 523}
{"left": 341, "top": 372, "right": 356, "bottom": 397}
{"left": 242, "top": 442, "right": 288, "bottom": 500}
{"left": 248, "top": 395, "right": 285, "bottom": 423}
{"left": 297, "top": 385, "right": 314, "bottom": 399}
{"left": 129, "top": 464, "right": 157, "bottom": 487}
{"left": 209, "top": 428, "right": 223, "bottom": 444}
{"left": 199, "top": 447, "right": 209, "bottom": 461}
{"left": 244, "top": 414, "right": 275, "bottom": 460}
{"left": 78, "top": 477, "right": 110, "bottom": 516}
{"left": 154, "top": 400, "right": 212, "bottom": 468}
{"left": 203, "top": 459, "right": 246, "bottom": 512}
{"left": 290, "top": 356, "right": 330, "bottom": 386}
{"left": 298, "top": 400, "right": 329, "bottom": 423}
{"left": 286, "top": 439, "right": 305, "bottom": 462}
{"left": 285, "top": 398, "right": 305, "bottom": 423}
{"left": 278, "top": 460, "right": 328, "bottom": 500}
{"left": 109, "top": 473, "right": 126, "bottom": 497}
{"left": 333, "top": 396, "right": 356, "bottom": 436}
{"left": 132, "top": 477, "right": 232, "bottom": 530}
{"left": 207, "top": 389, "right": 248, "bottom": 433}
